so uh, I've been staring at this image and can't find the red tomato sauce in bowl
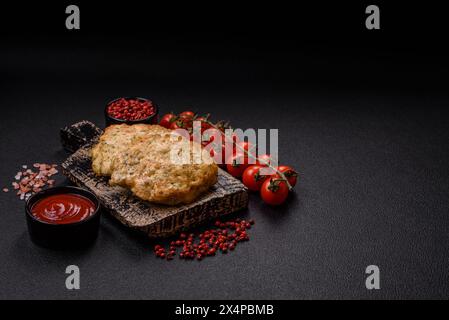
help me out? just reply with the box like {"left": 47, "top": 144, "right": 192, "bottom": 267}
{"left": 31, "top": 193, "right": 96, "bottom": 224}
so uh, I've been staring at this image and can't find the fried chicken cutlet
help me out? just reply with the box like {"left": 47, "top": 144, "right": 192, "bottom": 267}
{"left": 91, "top": 124, "right": 218, "bottom": 205}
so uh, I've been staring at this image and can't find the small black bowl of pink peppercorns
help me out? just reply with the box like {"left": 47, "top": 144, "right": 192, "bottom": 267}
{"left": 105, "top": 97, "right": 159, "bottom": 127}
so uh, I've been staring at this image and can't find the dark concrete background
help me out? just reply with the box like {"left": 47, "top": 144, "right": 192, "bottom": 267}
{"left": 0, "top": 2, "right": 448, "bottom": 299}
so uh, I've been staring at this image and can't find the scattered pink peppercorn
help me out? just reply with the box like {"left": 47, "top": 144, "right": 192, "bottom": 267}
{"left": 153, "top": 218, "right": 254, "bottom": 261}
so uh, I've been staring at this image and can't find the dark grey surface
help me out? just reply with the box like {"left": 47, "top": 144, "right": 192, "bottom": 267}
{"left": 1, "top": 36, "right": 448, "bottom": 299}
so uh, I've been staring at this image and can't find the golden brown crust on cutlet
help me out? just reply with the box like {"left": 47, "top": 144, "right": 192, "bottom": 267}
{"left": 91, "top": 124, "right": 218, "bottom": 205}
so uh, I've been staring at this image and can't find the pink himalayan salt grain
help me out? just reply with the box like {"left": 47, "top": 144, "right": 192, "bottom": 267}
{"left": 6, "top": 163, "right": 59, "bottom": 201}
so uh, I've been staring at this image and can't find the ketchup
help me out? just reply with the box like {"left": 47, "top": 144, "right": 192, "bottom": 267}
{"left": 31, "top": 193, "right": 96, "bottom": 224}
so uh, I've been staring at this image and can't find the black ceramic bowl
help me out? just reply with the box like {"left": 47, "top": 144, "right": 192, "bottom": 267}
{"left": 105, "top": 97, "right": 159, "bottom": 127}
{"left": 25, "top": 186, "right": 101, "bottom": 249}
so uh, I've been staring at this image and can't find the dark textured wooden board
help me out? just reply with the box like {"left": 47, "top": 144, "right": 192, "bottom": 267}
{"left": 60, "top": 121, "right": 248, "bottom": 238}
{"left": 60, "top": 120, "right": 103, "bottom": 153}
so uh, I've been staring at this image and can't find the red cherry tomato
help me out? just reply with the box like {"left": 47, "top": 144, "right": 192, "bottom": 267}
{"left": 207, "top": 138, "right": 228, "bottom": 167}
{"left": 226, "top": 141, "right": 237, "bottom": 157}
{"left": 159, "top": 113, "right": 176, "bottom": 129}
{"left": 222, "top": 130, "right": 238, "bottom": 140}
{"left": 179, "top": 111, "right": 195, "bottom": 118}
{"left": 236, "top": 141, "right": 251, "bottom": 152}
{"left": 220, "top": 132, "right": 237, "bottom": 155}
{"left": 201, "top": 128, "right": 223, "bottom": 163}
{"left": 177, "top": 115, "right": 193, "bottom": 129}
{"left": 202, "top": 128, "right": 224, "bottom": 152}
{"left": 256, "top": 154, "right": 273, "bottom": 167}
{"left": 195, "top": 116, "right": 212, "bottom": 133}
{"left": 260, "top": 176, "right": 289, "bottom": 205}
{"left": 235, "top": 141, "right": 256, "bottom": 160}
{"left": 242, "top": 165, "right": 268, "bottom": 192}
{"left": 219, "top": 141, "right": 228, "bottom": 166}
{"left": 203, "top": 128, "right": 222, "bottom": 143}
{"left": 229, "top": 133, "right": 240, "bottom": 144}
{"left": 226, "top": 155, "right": 249, "bottom": 178}
{"left": 276, "top": 165, "right": 298, "bottom": 187}
{"left": 203, "top": 140, "right": 223, "bottom": 164}
{"left": 208, "top": 149, "right": 225, "bottom": 167}
{"left": 169, "top": 120, "right": 183, "bottom": 130}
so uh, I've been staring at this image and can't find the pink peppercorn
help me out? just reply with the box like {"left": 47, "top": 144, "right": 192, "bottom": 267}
{"left": 152, "top": 218, "right": 254, "bottom": 261}
{"left": 107, "top": 98, "right": 155, "bottom": 121}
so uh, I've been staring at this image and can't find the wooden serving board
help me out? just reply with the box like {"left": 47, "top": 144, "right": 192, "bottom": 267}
{"left": 60, "top": 121, "right": 249, "bottom": 238}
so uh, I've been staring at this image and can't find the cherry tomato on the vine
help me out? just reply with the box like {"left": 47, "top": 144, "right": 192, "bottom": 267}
{"left": 169, "top": 120, "right": 183, "bottom": 130}
{"left": 242, "top": 165, "right": 269, "bottom": 192}
{"left": 195, "top": 116, "right": 212, "bottom": 133}
{"left": 159, "top": 113, "right": 176, "bottom": 129}
{"left": 276, "top": 165, "right": 298, "bottom": 187}
{"left": 179, "top": 117, "right": 193, "bottom": 129}
{"left": 203, "top": 128, "right": 222, "bottom": 143}
{"left": 179, "top": 111, "right": 195, "bottom": 118}
{"left": 235, "top": 141, "right": 256, "bottom": 161}
{"left": 256, "top": 154, "right": 273, "bottom": 167}
{"left": 204, "top": 141, "right": 224, "bottom": 165}
{"left": 260, "top": 176, "right": 289, "bottom": 205}
{"left": 226, "top": 155, "right": 249, "bottom": 178}
{"left": 229, "top": 133, "right": 240, "bottom": 144}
